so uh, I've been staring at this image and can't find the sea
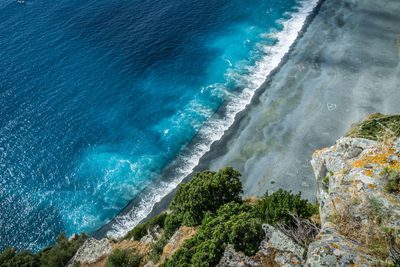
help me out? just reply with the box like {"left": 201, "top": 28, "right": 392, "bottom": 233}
{"left": 0, "top": 0, "right": 318, "bottom": 251}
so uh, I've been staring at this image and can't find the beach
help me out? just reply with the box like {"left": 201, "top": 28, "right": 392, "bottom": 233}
{"left": 202, "top": 0, "right": 400, "bottom": 200}
{"left": 96, "top": 0, "right": 400, "bottom": 238}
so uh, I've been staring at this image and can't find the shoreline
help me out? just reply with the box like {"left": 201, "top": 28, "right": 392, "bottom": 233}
{"left": 93, "top": 0, "right": 325, "bottom": 239}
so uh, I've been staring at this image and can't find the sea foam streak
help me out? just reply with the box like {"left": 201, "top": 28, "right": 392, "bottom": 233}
{"left": 106, "top": 0, "right": 319, "bottom": 238}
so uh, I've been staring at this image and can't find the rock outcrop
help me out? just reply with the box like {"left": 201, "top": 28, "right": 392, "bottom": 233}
{"left": 67, "top": 238, "right": 114, "bottom": 267}
{"left": 218, "top": 224, "right": 304, "bottom": 266}
{"left": 309, "top": 137, "right": 400, "bottom": 265}
{"left": 68, "top": 116, "right": 400, "bottom": 267}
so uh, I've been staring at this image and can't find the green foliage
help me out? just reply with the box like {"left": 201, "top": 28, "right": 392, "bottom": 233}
{"left": 124, "top": 212, "right": 167, "bottom": 240}
{"left": 39, "top": 233, "right": 88, "bottom": 266}
{"left": 170, "top": 167, "right": 243, "bottom": 226}
{"left": 0, "top": 232, "right": 87, "bottom": 267}
{"left": 0, "top": 248, "right": 39, "bottom": 267}
{"left": 106, "top": 249, "right": 142, "bottom": 267}
{"left": 254, "top": 189, "right": 317, "bottom": 227}
{"left": 0, "top": 248, "right": 17, "bottom": 266}
{"left": 164, "top": 213, "right": 183, "bottom": 239}
{"left": 149, "top": 237, "right": 168, "bottom": 263}
{"left": 161, "top": 202, "right": 263, "bottom": 267}
{"left": 380, "top": 167, "right": 400, "bottom": 193}
{"left": 323, "top": 176, "right": 329, "bottom": 192}
{"left": 346, "top": 113, "right": 400, "bottom": 141}
{"left": 368, "top": 197, "right": 385, "bottom": 225}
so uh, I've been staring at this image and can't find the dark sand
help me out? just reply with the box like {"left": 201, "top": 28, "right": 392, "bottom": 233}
{"left": 96, "top": 0, "right": 400, "bottom": 237}
{"left": 205, "top": 0, "right": 400, "bottom": 201}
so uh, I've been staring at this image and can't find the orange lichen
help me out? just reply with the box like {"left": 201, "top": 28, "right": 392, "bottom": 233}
{"left": 163, "top": 244, "right": 171, "bottom": 254}
{"left": 368, "top": 184, "right": 376, "bottom": 189}
{"left": 331, "top": 243, "right": 341, "bottom": 249}
{"left": 352, "top": 149, "right": 399, "bottom": 169}
{"left": 364, "top": 169, "right": 373, "bottom": 176}
{"left": 313, "top": 147, "right": 329, "bottom": 156}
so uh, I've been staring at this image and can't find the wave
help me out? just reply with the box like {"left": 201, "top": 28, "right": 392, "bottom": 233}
{"left": 104, "top": 0, "right": 320, "bottom": 238}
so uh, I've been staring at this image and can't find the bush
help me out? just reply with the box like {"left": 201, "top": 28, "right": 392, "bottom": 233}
{"left": 380, "top": 167, "right": 400, "bottom": 193}
{"left": 0, "top": 232, "right": 87, "bottom": 267}
{"left": 170, "top": 167, "right": 243, "bottom": 226}
{"left": 161, "top": 202, "right": 263, "bottom": 267}
{"left": 149, "top": 237, "right": 168, "bottom": 263}
{"left": 124, "top": 212, "right": 167, "bottom": 240}
{"left": 107, "top": 249, "right": 142, "bottom": 267}
{"left": 254, "top": 189, "right": 317, "bottom": 227}
{"left": 164, "top": 213, "right": 183, "bottom": 239}
{"left": 0, "top": 248, "right": 39, "bottom": 267}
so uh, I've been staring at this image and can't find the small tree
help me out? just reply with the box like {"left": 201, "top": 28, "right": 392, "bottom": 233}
{"left": 254, "top": 189, "right": 317, "bottom": 227}
{"left": 107, "top": 249, "right": 142, "bottom": 267}
{"left": 170, "top": 167, "right": 243, "bottom": 226}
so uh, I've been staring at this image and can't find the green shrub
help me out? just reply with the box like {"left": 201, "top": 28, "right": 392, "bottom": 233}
{"left": 124, "top": 212, "right": 167, "bottom": 240}
{"left": 323, "top": 176, "right": 329, "bottom": 192}
{"left": 161, "top": 202, "right": 263, "bottom": 267}
{"left": 124, "top": 224, "right": 148, "bottom": 241}
{"left": 149, "top": 237, "right": 169, "bottom": 263}
{"left": 170, "top": 167, "right": 243, "bottom": 226}
{"left": 106, "top": 248, "right": 142, "bottom": 267}
{"left": 164, "top": 213, "right": 183, "bottom": 239}
{"left": 0, "top": 232, "right": 87, "bottom": 267}
{"left": 0, "top": 248, "right": 39, "bottom": 267}
{"left": 39, "top": 232, "right": 88, "bottom": 266}
{"left": 254, "top": 189, "right": 317, "bottom": 227}
{"left": 380, "top": 167, "right": 400, "bottom": 193}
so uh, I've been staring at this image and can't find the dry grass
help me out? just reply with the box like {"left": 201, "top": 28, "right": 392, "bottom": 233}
{"left": 330, "top": 198, "right": 391, "bottom": 259}
{"left": 155, "top": 226, "right": 198, "bottom": 266}
{"left": 276, "top": 212, "right": 320, "bottom": 248}
{"left": 377, "top": 129, "right": 397, "bottom": 153}
{"left": 243, "top": 196, "right": 260, "bottom": 206}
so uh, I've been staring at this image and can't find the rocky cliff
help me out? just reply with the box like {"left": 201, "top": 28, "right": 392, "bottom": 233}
{"left": 67, "top": 114, "right": 400, "bottom": 267}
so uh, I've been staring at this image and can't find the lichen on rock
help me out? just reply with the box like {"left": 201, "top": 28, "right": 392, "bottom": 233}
{"left": 309, "top": 131, "right": 400, "bottom": 265}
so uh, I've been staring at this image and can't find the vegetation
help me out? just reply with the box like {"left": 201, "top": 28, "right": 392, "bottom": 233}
{"left": 161, "top": 185, "right": 317, "bottom": 266}
{"left": 331, "top": 197, "right": 392, "bottom": 260}
{"left": 323, "top": 176, "right": 329, "bottom": 192}
{"left": 106, "top": 248, "right": 142, "bottom": 267}
{"left": 346, "top": 113, "right": 400, "bottom": 141}
{"left": 0, "top": 167, "right": 318, "bottom": 267}
{"left": 124, "top": 212, "right": 167, "bottom": 240}
{"left": 170, "top": 167, "right": 243, "bottom": 227}
{"left": 380, "top": 167, "right": 400, "bottom": 193}
{"left": 0, "top": 232, "right": 87, "bottom": 267}
{"left": 164, "top": 212, "right": 183, "bottom": 239}
{"left": 254, "top": 189, "right": 317, "bottom": 227}
{"left": 161, "top": 202, "right": 263, "bottom": 267}
{"left": 149, "top": 236, "right": 168, "bottom": 263}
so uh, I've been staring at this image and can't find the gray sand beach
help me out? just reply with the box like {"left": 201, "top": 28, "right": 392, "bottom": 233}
{"left": 206, "top": 0, "right": 400, "bottom": 201}
{"left": 96, "top": 0, "right": 400, "bottom": 237}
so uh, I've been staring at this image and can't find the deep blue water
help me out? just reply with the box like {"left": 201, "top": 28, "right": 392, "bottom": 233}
{"left": 0, "top": 0, "right": 312, "bottom": 251}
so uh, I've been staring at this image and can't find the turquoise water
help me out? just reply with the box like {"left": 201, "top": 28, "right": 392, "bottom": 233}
{"left": 0, "top": 0, "right": 316, "bottom": 251}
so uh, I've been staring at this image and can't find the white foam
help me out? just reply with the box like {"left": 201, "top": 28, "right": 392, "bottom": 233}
{"left": 106, "top": 0, "right": 319, "bottom": 238}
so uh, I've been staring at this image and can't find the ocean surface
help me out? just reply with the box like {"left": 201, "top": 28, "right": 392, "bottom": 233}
{"left": 0, "top": 0, "right": 318, "bottom": 251}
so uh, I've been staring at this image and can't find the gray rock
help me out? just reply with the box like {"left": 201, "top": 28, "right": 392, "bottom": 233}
{"left": 139, "top": 225, "right": 163, "bottom": 244}
{"left": 218, "top": 224, "right": 304, "bottom": 266}
{"left": 67, "top": 238, "right": 113, "bottom": 267}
